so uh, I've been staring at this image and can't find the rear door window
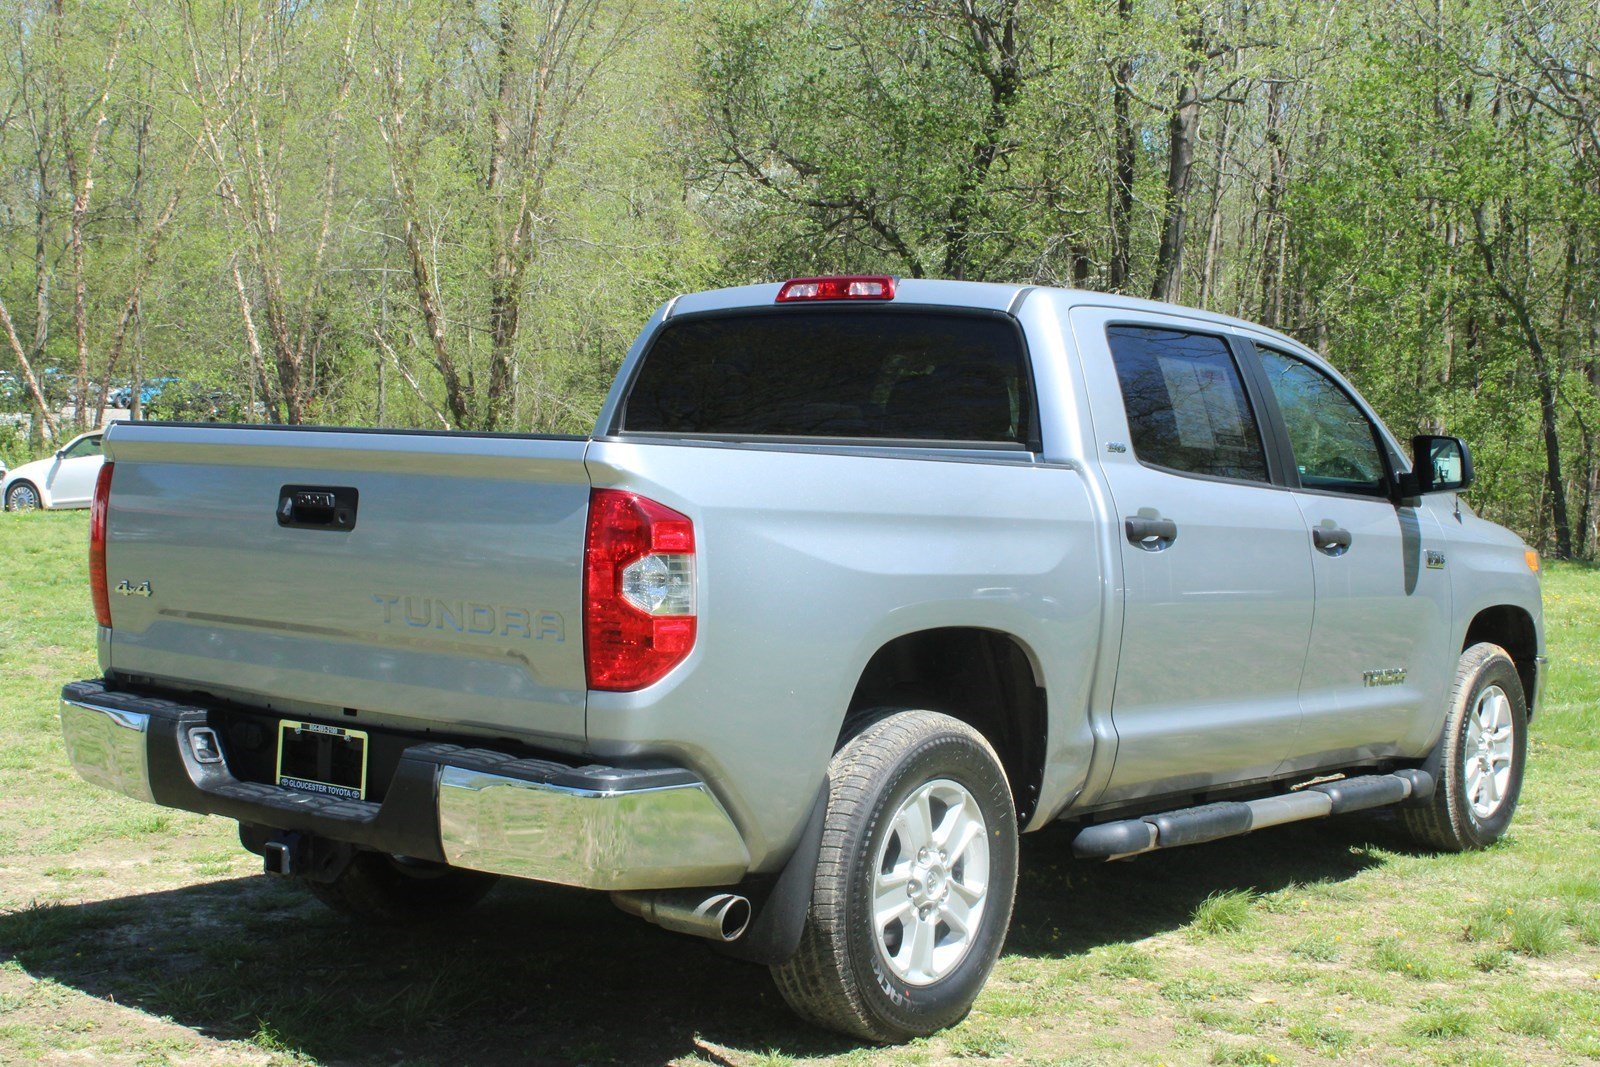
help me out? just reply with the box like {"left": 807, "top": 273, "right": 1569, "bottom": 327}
{"left": 1105, "top": 325, "right": 1270, "bottom": 483}
{"left": 620, "top": 311, "right": 1034, "bottom": 446}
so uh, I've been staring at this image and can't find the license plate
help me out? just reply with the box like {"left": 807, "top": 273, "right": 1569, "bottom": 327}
{"left": 275, "top": 720, "right": 369, "bottom": 801}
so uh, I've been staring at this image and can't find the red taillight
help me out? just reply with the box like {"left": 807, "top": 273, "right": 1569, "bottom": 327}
{"left": 584, "top": 489, "right": 696, "bottom": 691}
{"left": 90, "top": 462, "right": 114, "bottom": 627}
{"left": 775, "top": 275, "right": 896, "bottom": 302}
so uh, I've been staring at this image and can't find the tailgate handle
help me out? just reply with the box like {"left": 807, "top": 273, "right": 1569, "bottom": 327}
{"left": 278, "top": 485, "right": 359, "bottom": 531}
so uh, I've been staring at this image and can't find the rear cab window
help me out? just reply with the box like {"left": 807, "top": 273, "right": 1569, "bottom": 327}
{"left": 1104, "top": 325, "right": 1269, "bottom": 483}
{"left": 619, "top": 310, "right": 1036, "bottom": 448}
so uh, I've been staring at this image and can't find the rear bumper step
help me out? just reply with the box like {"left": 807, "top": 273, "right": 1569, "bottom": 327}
{"left": 60, "top": 679, "right": 749, "bottom": 890}
{"left": 1071, "top": 771, "right": 1435, "bottom": 860}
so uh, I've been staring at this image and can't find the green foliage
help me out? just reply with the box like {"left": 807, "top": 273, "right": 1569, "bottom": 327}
{"left": 3, "top": 0, "right": 1599, "bottom": 548}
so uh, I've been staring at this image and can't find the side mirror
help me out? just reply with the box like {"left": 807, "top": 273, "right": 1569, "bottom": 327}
{"left": 1402, "top": 435, "right": 1473, "bottom": 496}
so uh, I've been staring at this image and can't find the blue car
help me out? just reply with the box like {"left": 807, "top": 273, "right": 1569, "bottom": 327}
{"left": 107, "top": 378, "right": 178, "bottom": 409}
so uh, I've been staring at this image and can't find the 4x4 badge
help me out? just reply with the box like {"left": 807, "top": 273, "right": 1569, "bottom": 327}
{"left": 116, "top": 580, "right": 153, "bottom": 598}
{"left": 1426, "top": 550, "right": 1446, "bottom": 569}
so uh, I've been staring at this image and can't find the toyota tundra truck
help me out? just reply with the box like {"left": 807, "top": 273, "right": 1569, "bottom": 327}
{"left": 60, "top": 276, "right": 1544, "bottom": 1041}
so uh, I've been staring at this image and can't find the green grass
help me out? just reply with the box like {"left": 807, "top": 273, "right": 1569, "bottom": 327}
{"left": 1189, "top": 889, "right": 1256, "bottom": 938}
{"left": 1285, "top": 1019, "right": 1351, "bottom": 1054}
{"left": 1465, "top": 901, "right": 1576, "bottom": 956}
{"left": 1209, "top": 1043, "right": 1289, "bottom": 1065}
{"left": 0, "top": 515, "right": 1598, "bottom": 1065}
{"left": 1404, "top": 1003, "right": 1478, "bottom": 1040}
{"left": 1286, "top": 934, "right": 1339, "bottom": 962}
{"left": 1370, "top": 936, "right": 1442, "bottom": 980}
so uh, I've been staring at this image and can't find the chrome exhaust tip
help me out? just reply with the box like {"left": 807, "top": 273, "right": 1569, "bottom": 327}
{"left": 612, "top": 888, "right": 752, "bottom": 942}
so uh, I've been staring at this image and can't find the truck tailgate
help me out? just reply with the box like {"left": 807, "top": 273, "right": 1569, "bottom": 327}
{"left": 100, "top": 424, "right": 591, "bottom": 747}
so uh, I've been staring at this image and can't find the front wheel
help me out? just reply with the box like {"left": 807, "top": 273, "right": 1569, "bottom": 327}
{"left": 771, "top": 710, "right": 1018, "bottom": 1042}
{"left": 1401, "top": 642, "right": 1528, "bottom": 852}
{"left": 5, "top": 481, "right": 40, "bottom": 511}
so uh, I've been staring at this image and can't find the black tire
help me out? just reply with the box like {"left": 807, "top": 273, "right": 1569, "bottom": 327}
{"left": 1401, "top": 642, "right": 1527, "bottom": 852}
{"left": 302, "top": 852, "right": 498, "bottom": 924}
{"left": 771, "top": 710, "right": 1018, "bottom": 1042}
{"left": 5, "top": 481, "right": 40, "bottom": 511}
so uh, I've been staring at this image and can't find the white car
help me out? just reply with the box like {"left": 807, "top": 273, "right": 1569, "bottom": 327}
{"left": 3, "top": 431, "right": 105, "bottom": 510}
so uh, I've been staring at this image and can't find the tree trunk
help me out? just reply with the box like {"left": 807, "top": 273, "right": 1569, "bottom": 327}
{"left": 0, "top": 299, "right": 58, "bottom": 439}
{"left": 1256, "top": 78, "right": 1287, "bottom": 328}
{"left": 942, "top": 0, "right": 1022, "bottom": 280}
{"left": 230, "top": 257, "right": 281, "bottom": 424}
{"left": 17, "top": 141, "right": 59, "bottom": 440}
{"left": 400, "top": 213, "right": 471, "bottom": 428}
{"left": 1150, "top": 4, "right": 1204, "bottom": 304}
{"left": 54, "top": 2, "right": 126, "bottom": 431}
{"left": 1107, "top": 0, "right": 1135, "bottom": 292}
{"left": 484, "top": 5, "right": 523, "bottom": 431}
{"left": 1472, "top": 205, "right": 1571, "bottom": 557}
{"left": 1198, "top": 96, "right": 1236, "bottom": 308}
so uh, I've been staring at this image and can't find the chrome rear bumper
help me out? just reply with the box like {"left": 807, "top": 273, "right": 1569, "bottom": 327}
{"left": 59, "top": 680, "right": 749, "bottom": 891}
{"left": 437, "top": 765, "right": 748, "bottom": 889}
{"left": 59, "top": 695, "right": 155, "bottom": 804}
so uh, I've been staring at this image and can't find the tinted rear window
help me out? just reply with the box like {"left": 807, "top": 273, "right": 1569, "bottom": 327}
{"left": 1106, "top": 325, "right": 1269, "bottom": 483}
{"left": 620, "top": 311, "right": 1033, "bottom": 445}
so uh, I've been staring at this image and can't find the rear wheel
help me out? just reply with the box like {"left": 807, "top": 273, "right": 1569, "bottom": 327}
{"left": 1401, "top": 642, "right": 1527, "bottom": 852}
{"left": 302, "top": 852, "right": 498, "bottom": 924}
{"left": 5, "top": 481, "right": 40, "bottom": 511}
{"left": 771, "top": 710, "right": 1018, "bottom": 1042}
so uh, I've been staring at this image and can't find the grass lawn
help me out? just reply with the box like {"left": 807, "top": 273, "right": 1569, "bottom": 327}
{"left": 1, "top": 510, "right": 1597, "bottom": 1065}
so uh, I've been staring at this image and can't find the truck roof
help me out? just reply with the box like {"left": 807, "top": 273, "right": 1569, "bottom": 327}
{"left": 666, "top": 279, "right": 1313, "bottom": 359}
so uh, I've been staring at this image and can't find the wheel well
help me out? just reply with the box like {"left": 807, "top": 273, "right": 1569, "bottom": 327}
{"left": 841, "top": 628, "right": 1046, "bottom": 823}
{"left": 1463, "top": 605, "right": 1538, "bottom": 714}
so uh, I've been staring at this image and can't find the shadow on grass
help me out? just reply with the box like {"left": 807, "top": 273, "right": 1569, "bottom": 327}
{"left": 0, "top": 813, "right": 1410, "bottom": 1065}
{"left": 1009, "top": 810, "right": 1409, "bottom": 958}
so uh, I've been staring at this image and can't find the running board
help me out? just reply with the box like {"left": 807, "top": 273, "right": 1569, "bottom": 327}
{"left": 1071, "top": 770, "right": 1434, "bottom": 861}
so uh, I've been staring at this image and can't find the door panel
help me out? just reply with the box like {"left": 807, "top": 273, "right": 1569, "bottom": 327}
{"left": 49, "top": 457, "right": 99, "bottom": 506}
{"left": 48, "top": 434, "right": 103, "bottom": 507}
{"left": 1071, "top": 309, "right": 1315, "bottom": 803}
{"left": 1251, "top": 346, "right": 1454, "bottom": 766}
{"left": 1288, "top": 494, "right": 1453, "bottom": 766}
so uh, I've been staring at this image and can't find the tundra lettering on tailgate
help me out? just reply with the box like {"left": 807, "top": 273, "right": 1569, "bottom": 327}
{"left": 371, "top": 594, "right": 565, "bottom": 641}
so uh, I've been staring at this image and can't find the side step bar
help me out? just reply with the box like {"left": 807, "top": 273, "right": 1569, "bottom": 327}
{"left": 1072, "top": 770, "right": 1434, "bottom": 861}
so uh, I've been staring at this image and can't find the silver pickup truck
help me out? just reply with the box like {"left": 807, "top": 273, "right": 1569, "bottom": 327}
{"left": 61, "top": 277, "right": 1544, "bottom": 1041}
